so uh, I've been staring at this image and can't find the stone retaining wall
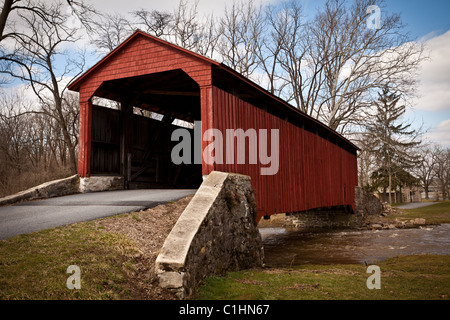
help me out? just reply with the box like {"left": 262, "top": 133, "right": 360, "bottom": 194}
{"left": 284, "top": 207, "right": 359, "bottom": 230}
{"left": 0, "top": 175, "right": 80, "bottom": 206}
{"left": 354, "top": 186, "right": 383, "bottom": 217}
{"left": 155, "top": 171, "right": 264, "bottom": 298}
{"left": 0, "top": 175, "right": 125, "bottom": 206}
{"left": 283, "top": 187, "right": 383, "bottom": 230}
{"left": 78, "top": 176, "right": 124, "bottom": 193}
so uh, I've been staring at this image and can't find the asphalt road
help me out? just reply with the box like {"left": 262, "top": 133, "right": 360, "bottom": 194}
{"left": 0, "top": 189, "right": 196, "bottom": 240}
{"left": 395, "top": 202, "right": 439, "bottom": 210}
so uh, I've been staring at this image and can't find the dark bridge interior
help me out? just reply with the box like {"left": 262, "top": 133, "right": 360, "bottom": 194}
{"left": 90, "top": 69, "right": 202, "bottom": 189}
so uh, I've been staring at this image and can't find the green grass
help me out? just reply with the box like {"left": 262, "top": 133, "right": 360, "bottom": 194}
{"left": 197, "top": 255, "right": 450, "bottom": 300}
{"left": 1, "top": 200, "right": 449, "bottom": 300}
{"left": 198, "top": 202, "right": 450, "bottom": 300}
{"left": 391, "top": 201, "right": 450, "bottom": 225}
{"left": 198, "top": 203, "right": 450, "bottom": 300}
{"left": 0, "top": 221, "right": 143, "bottom": 300}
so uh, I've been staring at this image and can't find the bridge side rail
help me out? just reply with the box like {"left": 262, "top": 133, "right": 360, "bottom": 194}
{"left": 155, "top": 171, "right": 264, "bottom": 298}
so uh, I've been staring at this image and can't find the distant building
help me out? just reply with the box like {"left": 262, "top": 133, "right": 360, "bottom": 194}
{"left": 375, "top": 185, "right": 421, "bottom": 203}
{"left": 421, "top": 182, "right": 450, "bottom": 201}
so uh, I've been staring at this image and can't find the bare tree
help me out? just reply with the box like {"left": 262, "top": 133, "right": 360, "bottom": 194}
{"left": 90, "top": 12, "right": 133, "bottom": 54}
{"left": 0, "top": 89, "right": 78, "bottom": 196}
{"left": 0, "top": 92, "right": 32, "bottom": 175}
{"left": 133, "top": 8, "right": 172, "bottom": 38}
{"left": 194, "top": 13, "right": 219, "bottom": 59}
{"left": 132, "top": 1, "right": 218, "bottom": 58}
{"left": 0, "top": 1, "right": 86, "bottom": 172}
{"left": 65, "top": 0, "right": 98, "bottom": 33}
{"left": 413, "top": 146, "right": 436, "bottom": 200}
{"left": 171, "top": 0, "right": 197, "bottom": 48}
{"left": 353, "top": 132, "right": 378, "bottom": 188}
{"left": 216, "top": 0, "right": 265, "bottom": 79}
{"left": 274, "top": 0, "right": 425, "bottom": 133}
{"left": 255, "top": 0, "right": 299, "bottom": 96}
{"left": 1, "top": 0, "right": 51, "bottom": 42}
{"left": 433, "top": 146, "right": 450, "bottom": 200}
{"left": 169, "top": 0, "right": 218, "bottom": 58}
{"left": 0, "top": 0, "right": 96, "bottom": 42}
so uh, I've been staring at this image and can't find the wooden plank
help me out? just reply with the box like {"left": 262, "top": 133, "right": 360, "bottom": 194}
{"left": 91, "top": 105, "right": 120, "bottom": 175}
{"left": 211, "top": 86, "right": 358, "bottom": 221}
{"left": 129, "top": 114, "right": 173, "bottom": 181}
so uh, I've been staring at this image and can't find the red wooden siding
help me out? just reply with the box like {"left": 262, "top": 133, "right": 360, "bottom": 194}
{"left": 72, "top": 31, "right": 215, "bottom": 177}
{"left": 75, "top": 32, "right": 213, "bottom": 102}
{"left": 211, "top": 87, "right": 358, "bottom": 220}
{"left": 70, "top": 30, "right": 358, "bottom": 221}
{"left": 78, "top": 100, "right": 92, "bottom": 178}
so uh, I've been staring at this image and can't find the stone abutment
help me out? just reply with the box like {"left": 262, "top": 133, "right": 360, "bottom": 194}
{"left": 155, "top": 171, "right": 264, "bottom": 298}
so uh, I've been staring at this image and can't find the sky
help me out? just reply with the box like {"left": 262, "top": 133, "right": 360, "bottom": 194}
{"left": 86, "top": 0, "right": 450, "bottom": 147}
{"left": 5, "top": 0, "right": 450, "bottom": 146}
{"left": 381, "top": 0, "right": 450, "bottom": 147}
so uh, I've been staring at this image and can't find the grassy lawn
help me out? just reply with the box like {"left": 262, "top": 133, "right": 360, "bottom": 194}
{"left": 0, "top": 200, "right": 448, "bottom": 300}
{"left": 0, "top": 221, "right": 144, "bottom": 300}
{"left": 0, "top": 196, "right": 192, "bottom": 300}
{"left": 389, "top": 201, "right": 450, "bottom": 225}
{"left": 198, "top": 202, "right": 450, "bottom": 300}
{"left": 197, "top": 254, "right": 450, "bottom": 300}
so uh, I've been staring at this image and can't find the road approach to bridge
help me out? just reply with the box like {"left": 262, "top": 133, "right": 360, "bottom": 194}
{"left": 0, "top": 189, "right": 196, "bottom": 240}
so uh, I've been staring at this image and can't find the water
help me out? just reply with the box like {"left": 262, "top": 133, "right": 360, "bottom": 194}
{"left": 259, "top": 224, "right": 450, "bottom": 266}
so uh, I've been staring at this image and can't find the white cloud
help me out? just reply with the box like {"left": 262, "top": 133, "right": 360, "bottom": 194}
{"left": 88, "top": 0, "right": 275, "bottom": 18}
{"left": 424, "top": 118, "right": 450, "bottom": 147}
{"left": 407, "top": 30, "right": 450, "bottom": 147}
{"left": 2, "top": 75, "right": 77, "bottom": 111}
{"left": 415, "top": 30, "right": 450, "bottom": 112}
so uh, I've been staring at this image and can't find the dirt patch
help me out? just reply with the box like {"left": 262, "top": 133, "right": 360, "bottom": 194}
{"left": 281, "top": 282, "right": 320, "bottom": 291}
{"left": 235, "top": 278, "right": 265, "bottom": 286}
{"left": 263, "top": 268, "right": 361, "bottom": 276}
{"left": 257, "top": 213, "right": 287, "bottom": 228}
{"left": 94, "top": 194, "right": 194, "bottom": 300}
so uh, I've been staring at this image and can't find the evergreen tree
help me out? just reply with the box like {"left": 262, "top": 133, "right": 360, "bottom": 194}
{"left": 370, "top": 164, "right": 420, "bottom": 203}
{"left": 368, "top": 87, "right": 421, "bottom": 204}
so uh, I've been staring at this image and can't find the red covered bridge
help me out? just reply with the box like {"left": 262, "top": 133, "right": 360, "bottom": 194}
{"left": 68, "top": 30, "right": 358, "bottom": 221}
